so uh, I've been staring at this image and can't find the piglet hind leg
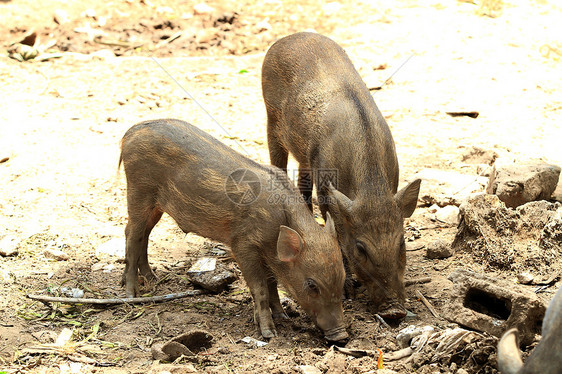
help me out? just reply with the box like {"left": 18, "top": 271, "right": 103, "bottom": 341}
{"left": 122, "top": 205, "right": 163, "bottom": 298}
{"left": 233, "top": 243, "right": 278, "bottom": 338}
{"left": 266, "top": 115, "right": 289, "bottom": 172}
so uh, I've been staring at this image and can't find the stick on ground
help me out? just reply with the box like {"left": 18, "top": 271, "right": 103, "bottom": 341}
{"left": 415, "top": 290, "right": 440, "bottom": 318}
{"left": 27, "top": 290, "right": 206, "bottom": 305}
{"left": 405, "top": 277, "right": 432, "bottom": 286}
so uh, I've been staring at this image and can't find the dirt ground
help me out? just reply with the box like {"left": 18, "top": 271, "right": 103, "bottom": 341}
{"left": 1, "top": 0, "right": 561, "bottom": 373}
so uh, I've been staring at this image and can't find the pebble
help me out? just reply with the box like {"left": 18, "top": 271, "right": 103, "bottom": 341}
{"left": 517, "top": 272, "right": 534, "bottom": 285}
{"left": 53, "top": 9, "right": 70, "bottom": 25}
{"left": 240, "top": 336, "right": 267, "bottom": 347}
{"left": 256, "top": 20, "right": 272, "bottom": 32}
{"left": 96, "top": 238, "right": 125, "bottom": 257}
{"left": 426, "top": 239, "right": 453, "bottom": 259}
{"left": 44, "top": 248, "right": 69, "bottom": 261}
{"left": 0, "top": 235, "right": 20, "bottom": 257}
{"left": 297, "top": 365, "right": 322, "bottom": 374}
{"left": 435, "top": 205, "right": 460, "bottom": 225}
{"left": 193, "top": 3, "right": 215, "bottom": 15}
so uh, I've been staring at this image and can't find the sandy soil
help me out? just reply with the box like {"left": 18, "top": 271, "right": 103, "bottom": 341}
{"left": 1, "top": 0, "right": 561, "bottom": 373}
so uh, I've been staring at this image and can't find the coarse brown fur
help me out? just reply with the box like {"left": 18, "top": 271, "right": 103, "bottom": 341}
{"left": 119, "top": 118, "right": 347, "bottom": 341}
{"left": 262, "top": 32, "right": 421, "bottom": 318}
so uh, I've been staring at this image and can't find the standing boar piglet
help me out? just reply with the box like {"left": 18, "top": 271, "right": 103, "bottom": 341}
{"left": 498, "top": 286, "right": 562, "bottom": 374}
{"left": 119, "top": 119, "right": 348, "bottom": 341}
{"left": 262, "top": 32, "right": 421, "bottom": 319}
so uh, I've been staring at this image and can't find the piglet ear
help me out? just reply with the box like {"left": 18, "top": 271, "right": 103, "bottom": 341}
{"left": 324, "top": 212, "right": 337, "bottom": 239}
{"left": 277, "top": 225, "right": 304, "bottom": 263}
{"left": 395, "top": 179, "right": 421, "bottom": 218}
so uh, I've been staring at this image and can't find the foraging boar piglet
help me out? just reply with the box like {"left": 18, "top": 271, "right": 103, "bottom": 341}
{"left": 262, "top": 32, "right": 421, "bottom": 319}
{"left": 498, "top": 286, "right": 562, "bottom": 374}
{"left": 119, "top": 119, "right": 348, "bottom": 341}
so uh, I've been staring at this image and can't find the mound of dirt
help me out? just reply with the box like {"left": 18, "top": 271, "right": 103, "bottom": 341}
{"left": 453, "top": 194, "right": 562, "bottom": 274}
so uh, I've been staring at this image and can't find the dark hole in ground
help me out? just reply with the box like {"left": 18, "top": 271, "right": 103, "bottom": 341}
{"left": 463, "top": 287, "right": 512, "bottom": 320}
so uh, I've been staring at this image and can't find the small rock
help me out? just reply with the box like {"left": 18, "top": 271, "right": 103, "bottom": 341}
{"left": 0, "top": 235, "right": 20, "bottom": 256}
{"left": 435, "top": 205, "right": 460, "bottom": 225}
{"left": 156, "top": 6, "right": 174, "bottom": 14}
{"left": 60, "top": 287, "right": 84, "bottom": 298}
{"left": 428, "top": 204, "right": 439, "bottom": 214}
{"left": 426, "top": 239, "right": 453, "bottom": 259}
{"left": 297, "top": 365, "right": 322, "bottom": 374}
{"left": 187, "top": 257, "right": 216, "bottom": 273}
{"left": 517, "top": 272, "right": 534, "bottom": 285}
{"left": 97, "top": 16, "right": 107, "bottom": 27}
{"left": 457, "top": 369, "right": 469, "bottom": 374}
{"left": 54, "top": 9, "right": 70, "bottom": 25}
{"left": 44, "top": 248, "right": 69, "bottom": 261}
{"left": 193, "top": 3, "right": 215, "bottom": 15}
{"left": 187, "top": 261, "right": 236, "bottom": 293}
{"left": 240, "top": 336, "right": 268, "bottom": 347}
{"left": 96, "top": 238, "right": 125, "bottom": 257}
{"left": 91, "top": 263, "right": 105, "bottom": 272}
{"left": 196, "top": 27, "right": 219, "bottom": 44}
{"left": 82, "top": 9, "right": 96, "bottom": 18}
{"left": 102, "top": 263, "right": 115, "bottom": 273}
{"left": 486, "top": 159, "right": 561, "bottom": 208}
{"left": 256, "top": 19, "right": 272, "bottom": 32}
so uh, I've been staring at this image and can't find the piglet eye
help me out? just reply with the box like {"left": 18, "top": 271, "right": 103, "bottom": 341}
{"left": 305, "top": 278, "right": 320, "bottom": 296}
{"left": 356, "top": 240, "right": 367, "bottom": 256}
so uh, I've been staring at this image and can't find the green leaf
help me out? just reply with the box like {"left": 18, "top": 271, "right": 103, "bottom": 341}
{"left": 238, "top": 69, "right": 249, "bottom": 74}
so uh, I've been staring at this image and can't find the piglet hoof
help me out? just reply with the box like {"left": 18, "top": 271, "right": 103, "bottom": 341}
{"left": 324, "top": 326, "right": 349, "bottom": 343}
{"left": 125, "top": 286, "right": 137, "bottom": 299}
{"left": 260, "top": 327, "right": 277, "bottom": 339}
{"left": 272, "top": 311, "right": 290, "bottom": 320}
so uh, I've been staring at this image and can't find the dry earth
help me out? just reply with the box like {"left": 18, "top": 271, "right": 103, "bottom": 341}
{"left": 1, "top": 0, "right": 561, "bottom": 373}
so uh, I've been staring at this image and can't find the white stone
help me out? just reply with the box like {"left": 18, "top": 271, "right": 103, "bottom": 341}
{"left": 96, "top": 238, "right": 125, "bottom": 257}
{"left": 297, "top": 365, "right": 322, "bottom": 374}
{"left": 54, "top": 9, "right": 70, "bottom": 25}
{"left": 256, "top": 20, "right": 272, "bottom": 32}
{"left": 517, "top": 272, "right": 534, "bottom": 285}
{"left": 44, "top": 248, "right": 69, "bottom": 261}
{"left": 435, "top": 205, "right": 460, "bottom": 225}
{"left": 91, "top": 263, "right": 105, "bottom": 272}
{"left": 82, "top": 9, "right": 96, "bottom": 18}
{"left": 193, "top": 3, "right": 215, "bottom": 15}
{"left": 0, "top": 235, "right": 20, "bottom": 256}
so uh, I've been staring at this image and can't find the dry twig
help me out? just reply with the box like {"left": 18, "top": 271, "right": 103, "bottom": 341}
{"left": 415, "top": 290, "right": 440, "bottom": 318}
{"left": 405, "top": 277, "right": 432, "bottom": 287}
{"left": 27, "top": 290, "right": 206, "bottom": 305}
